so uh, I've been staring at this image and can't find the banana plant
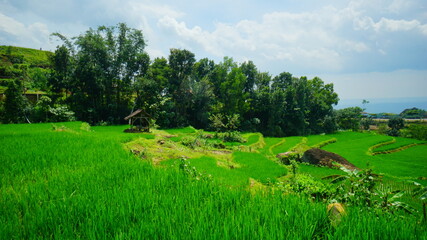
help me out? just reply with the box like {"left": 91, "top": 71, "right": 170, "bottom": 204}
{"left": 376, "top": 189, "right": 414, "bottom": 214}
{"left": 323, "top": 167, "right": 380, "bottom": 207}
{"left": 412, "top": 182, "right": 427, "bottom": 223}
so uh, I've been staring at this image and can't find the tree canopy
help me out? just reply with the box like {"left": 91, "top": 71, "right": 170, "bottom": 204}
{"left": 1, "top": 23, "right": 342, "bottom": 137}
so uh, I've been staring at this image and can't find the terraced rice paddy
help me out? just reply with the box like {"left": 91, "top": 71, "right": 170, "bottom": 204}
{"left": 1, "top": 122, "right": 426, "bottom": 239}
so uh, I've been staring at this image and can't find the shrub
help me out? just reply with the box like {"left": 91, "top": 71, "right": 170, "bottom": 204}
{"left": 335, "top": 107, "right": 363, "bottom": 131}
{"left": 276, "top": 173, "right": 331, "bottom": 200}
{"left": 401, "top": 124, "right": 427, "bottom": 141}
{"left": 377, "top": 124, "right": 389, "bottom": 135}
{"left": 325, "top": 168, "right": 378, "bottom": 207}
{"left": 80, "top": 122, "right": 91, "bottom": 132}
{"left": 324, "top": 168, "right": 414, "bottom": 215}
{"left": 361, "top": 118, "right": 373, "bottom": 130}
{"left": 221, "top": 131, "right": 245, "bottom": 143}
{"left": 178, "top": 158, "right": 212, "bottom": 181}
{"left": 278, "top": 152, "right": 301, "bottom": 165}
{"left": 3, "top": 80, "right": 28, "bottom": 123}
{"left": 33, "top": 96, "right": 52, "bottom": 122}
{"left": 322, "top": 115, "right": 338, "bottom": 134}
{"left": 180, "top": 131, "right": 211, "bottom": 149}
{"left": 49, "top": 104, "right": 76, "bottom": 122}
{"left": 387, "top": 117, "right": 405, "bottom": 136}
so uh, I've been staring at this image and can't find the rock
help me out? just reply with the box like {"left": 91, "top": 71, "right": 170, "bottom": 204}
{"left": 327, "top": 203, "right": 346, "bottom": 227}
{"left": 276, "top": 151, "right": 293, "bottom": 158}
{"left": 302, "top": 148, "right": 358, "bottom": 171}
{"left": 204, "top": 134, "right": 214, "bottom": 139}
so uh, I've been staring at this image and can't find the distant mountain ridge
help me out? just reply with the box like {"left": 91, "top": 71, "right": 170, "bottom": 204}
{"left": 336, "top": 97, "right": 427, "bottom": 114}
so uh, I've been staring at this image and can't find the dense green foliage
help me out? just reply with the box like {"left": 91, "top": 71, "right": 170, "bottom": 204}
{"left": 3, "top": 80, "right": 29, "bottom": 123}
{"left": 1, "top": 123, "right": 426, "bottom": 239}
{"left": 335, "top": 107, "right": 363, "bottom": 131}
{"left": 1, "top": 23, "right": 340, "bottom": 137}
{"left": 400, "top": 107, "right": 427, "bottom": 119}
{"left": 401, "top": 124, "right": 427, "bottom": 140}
{"left": 0, "top": 45, "right": 51, "bottom": 92}
{"left": 51, "top": 24, "right": 150, "bottom": 123}
{"left": 388, "top": 117, "right": 405, "bottom": 136}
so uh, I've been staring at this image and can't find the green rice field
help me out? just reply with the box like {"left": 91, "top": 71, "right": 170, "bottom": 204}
{"left": 1, "top": 122, "right": 426, "bottom": 239}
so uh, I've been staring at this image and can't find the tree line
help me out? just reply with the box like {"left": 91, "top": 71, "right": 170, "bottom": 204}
{"left": 2, "top": 23, "right": 342, "bottom": 136}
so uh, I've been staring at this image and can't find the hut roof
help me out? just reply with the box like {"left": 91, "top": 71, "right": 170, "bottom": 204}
{"left": 124, "top": 109, "right": 143, "bottom": 121}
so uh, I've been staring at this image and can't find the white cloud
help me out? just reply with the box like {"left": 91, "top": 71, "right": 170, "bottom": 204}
{"left": 1, "top": 0, "right": 426, "bottom": 80}
{"left": 343, "top": 40, "right": 370, "bottom": 52}
{"left": 0, "top": 13, "right": 26, "bottom": 36}
{"left": 130, "top": 2, "right": 185, "bottom": 19}
{"left": 353, "top": 15, "right": 427, "bottom": 35}
{"left": 0, "top": 13, "right": 50, "bottom": 48}
{"left": 316, "top": 69, "right": 427, "bottom": 99}
{"left": 388, "top": 0, "right": 413, "bottom": 14}
{"left": 374, "top": 18, "right": 424, "bottom": 33}
{"left": 157, "top": 6, "right": 367, "bottom": 73}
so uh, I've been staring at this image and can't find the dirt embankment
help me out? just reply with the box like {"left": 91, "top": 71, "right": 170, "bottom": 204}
{"left": 301, "top": 148, "right": 359, "bottom": 171}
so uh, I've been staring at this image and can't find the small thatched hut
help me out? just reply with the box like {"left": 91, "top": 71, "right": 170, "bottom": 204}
{"left": 124, "top": 109, "right": 151, "bottom": 132}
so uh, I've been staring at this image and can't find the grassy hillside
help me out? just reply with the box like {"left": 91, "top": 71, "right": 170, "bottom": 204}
{"left": 0, "top": 45, "right": 52, "bottom": 67}
{"left": 0, "top": 45, "right": 52, "bottom": 93}
{"left": 1, "top": 123, "right": 426, "bottom": 239}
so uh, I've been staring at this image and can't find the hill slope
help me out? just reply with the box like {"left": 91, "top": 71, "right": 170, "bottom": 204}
{"left": 0, "top": 45, "right": 52, "bottom": 93}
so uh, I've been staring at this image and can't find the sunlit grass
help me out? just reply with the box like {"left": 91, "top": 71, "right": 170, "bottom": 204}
{"left": 163, "top": 126, "right": 196, "bottom": 134}
{"left": 373, "top": 137, "right": 425, "bottom": 152}
{"left": 1, "top": 123, "right": 426, "bottom": 239}
{"left": 271, "top": 136, "right": 302, "bottom": 155}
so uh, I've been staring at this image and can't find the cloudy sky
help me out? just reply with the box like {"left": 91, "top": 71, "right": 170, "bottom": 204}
{"left": 1, "top": 0, "right": 427, "bottom": 101}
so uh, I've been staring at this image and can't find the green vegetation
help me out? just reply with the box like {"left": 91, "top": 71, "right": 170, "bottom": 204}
{"left": 401, "top": 124, "right": 427, "bottom": 141}
{"left": 1, "top": 22, "right": 426, "bottom": 239}
{"left": 0, "top": 45, "right": 51, "bottom": 93}
{"left": 233, "top": 152, "right": 286, "bottom": 183}
{"left": 0, "top": 45, "right": 52, "bottom": 66}
{"left": 1, "top": 123, "right": 426, "bottom": 239}
{"left": 271, "top": 136, "right": 303, "bottom": 155}
{"left": 372, "top": 137, "right": 425, "bottom": 153}
{"left": 400, "top": 107, "right": 427, "bottom": 119}
{"left": 164, "top": 126, "right": 197, "bottom": 135}
{"left": 320, "top": 132, "right": 427, "bottom": 182}
{"left": 1, "top": 23, "right": 340, "bottom": 138}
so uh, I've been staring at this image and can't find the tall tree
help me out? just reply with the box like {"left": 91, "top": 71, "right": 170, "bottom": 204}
{"left": 3, "top": 80, "right": 27, "bottom": 123}
{"left": 168, "top": 48, "right": 196, "bottom": 126}
{"left": 49, "top": 45, "right": 72, "bottom": 93}
{"left": 168, "top": 48, "right": 196, "bottom": 94}
{"left": 252, "top": 72, "right": 272, "bottom": 133}
{"left": 306, "top": 77, "right": 339, "bottom": 134}
{"left": 135, "top": 57, "right": 170, "bottom": 111}
{"left": 240, "top": 61, "right": 257, "bottom": 94}
{"left": 192, "top": 58, "right": 215, "bottom": 82}
{"left": 335, "top": 107, "right": 363, "bottom": 131}
{"left": 218, "top": 66, "right": 248, "bottom": 117}
{"left": 188, "top": 77, "right": 215, "bottom": 129}
{"left": 52, "top": 23, "right": 149, "bottom": 124}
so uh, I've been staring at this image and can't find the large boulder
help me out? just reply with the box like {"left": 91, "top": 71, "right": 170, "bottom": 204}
{"left": 301, "top": 148, "right": 358, "bottom": 171}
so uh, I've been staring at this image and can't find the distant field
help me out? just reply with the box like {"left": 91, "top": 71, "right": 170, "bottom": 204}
{"left": 271, "top": 136, "right": 302, "bottom": 155}
{"left": 372, "top": 137, "right": 425, "bottom": 152}
{"left": 158, "top": 128, "right": 427, "bottom": 183}
{"left": 320, "top": 132, "right": 427, "bottom": 181}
